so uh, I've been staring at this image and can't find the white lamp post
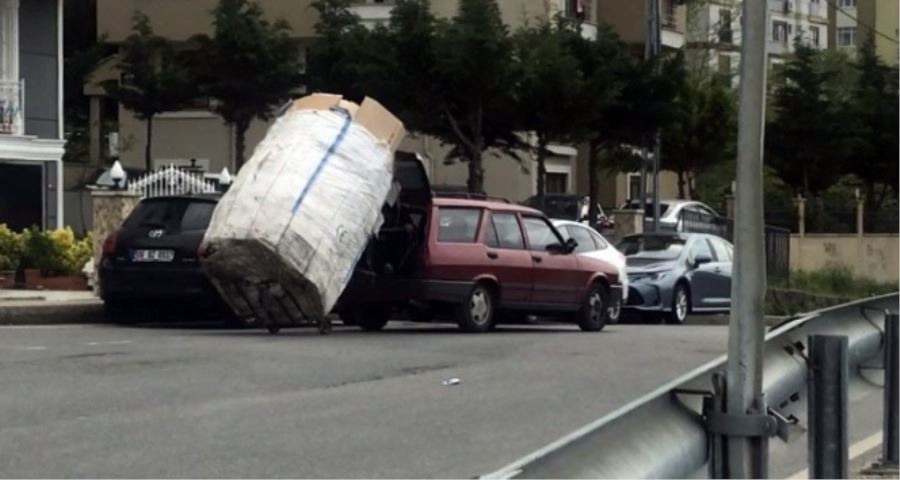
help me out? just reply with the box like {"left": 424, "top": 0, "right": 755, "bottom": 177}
{"left": 110, "top": 161, "right": 126, "bottom": 190}
{"left": 219, "top": 167, "right": 232, "bottom": 190}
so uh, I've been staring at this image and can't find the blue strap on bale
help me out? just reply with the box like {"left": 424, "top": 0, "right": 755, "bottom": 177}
{"left": 291, "top": 108, "right": 353, "bottom": 214}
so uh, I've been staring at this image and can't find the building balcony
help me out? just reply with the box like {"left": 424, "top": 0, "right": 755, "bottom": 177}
{"left": 349, "top": 2, "right": 394, "bottom": 28}
{"left": 0, "top": 79, "right": 24, "bottom": 136}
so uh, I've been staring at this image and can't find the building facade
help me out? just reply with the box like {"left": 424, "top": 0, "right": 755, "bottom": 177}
{"left": 829, "top": 0, "right": 899, "bottom": 64}
{"left": 686, "top": 0, "right": 830, "bottom": 85}
{"left": 87, "top": 0, "right": 685, "bottom": 210}
{"left": 0, "top": 0, "right": 64, "bottom": 232}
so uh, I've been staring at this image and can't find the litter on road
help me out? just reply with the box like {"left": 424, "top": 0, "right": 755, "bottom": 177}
{"left": 442, "top": 378, "right": 461, "bottom": 386}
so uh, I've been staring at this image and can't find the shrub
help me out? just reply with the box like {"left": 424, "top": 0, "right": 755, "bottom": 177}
{"left": 779, "top": 266, "right": 898, "bottom": 298}
{"left": 0, "top": 224, "right": 24, "bottom": 271}
{"left": 23, "top": 227, "right": 93, "bottom": 276}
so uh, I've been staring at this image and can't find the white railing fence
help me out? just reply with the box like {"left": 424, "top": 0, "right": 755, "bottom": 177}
{"left": 127, "top": 164, "right": 218, "bottom": 199}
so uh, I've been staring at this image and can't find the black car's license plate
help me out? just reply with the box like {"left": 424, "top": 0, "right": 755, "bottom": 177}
{"left": 131, "top": 249, "right": 175, "bottom": 262}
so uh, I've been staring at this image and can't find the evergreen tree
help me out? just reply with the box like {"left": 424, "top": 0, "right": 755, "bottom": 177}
{"left": 848, "top": 33, "right": 899, "bottom": 216}
{"left": 661, "top": 72, "right": 736, "bottom": 199}
{"left": 766, "top": 40, "right": 848, "bottom": 196}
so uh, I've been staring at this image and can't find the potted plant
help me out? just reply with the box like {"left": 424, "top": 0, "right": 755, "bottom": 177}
{"left": 0, "top": 224, "right": 24, "bottom": 288}
{"left": 21, "top": 227, "right": 92, "bottom": 291}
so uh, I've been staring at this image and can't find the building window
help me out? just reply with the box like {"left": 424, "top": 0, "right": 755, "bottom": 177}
{"left": 772, "top": 20, "right": 789, "bottom": 43}
{"left": 565, "top": 0, "right": 589, "bottom": 19}
{"left": 839, "top": 0, "right": 856, "bottom": 7}
{"left": 718, "top": 54, "right": 732, "bottom": 77}
{"left": 661, "top": 0, "right": 677, "bottom": 30}
{"left": 837, "top": 27, "right": 856, "bottom": 47}
{"left": 627, "top": 173, "right": 643, "bottom": 202}
{"left": 718, "top": 9, "right": 733, "bottom": 43}
{"left": 810, "top": 26, "right": 820, "bottom": 46}
{"left": 546, "top": 173, "right": 568, "bottom": 194}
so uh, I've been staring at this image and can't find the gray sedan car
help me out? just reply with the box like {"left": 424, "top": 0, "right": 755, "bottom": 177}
{"left": 618, "top": 233, "right": 733, "bottom": 324}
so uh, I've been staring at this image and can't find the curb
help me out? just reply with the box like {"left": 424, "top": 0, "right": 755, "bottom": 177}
{"left": 0, "top": 300, "right": 106, "bottom": 325}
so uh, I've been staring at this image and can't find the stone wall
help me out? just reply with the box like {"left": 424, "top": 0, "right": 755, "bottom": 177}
{"left": 90, "top": 190, "right": 141, "bottom": 295}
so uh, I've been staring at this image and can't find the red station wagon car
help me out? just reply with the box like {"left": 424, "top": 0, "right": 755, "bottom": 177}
{"left": 339, "top": 154, "right": 622, "bottom": 333}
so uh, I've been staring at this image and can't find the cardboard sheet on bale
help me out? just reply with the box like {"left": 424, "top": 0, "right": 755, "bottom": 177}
{"left": 200, "top": 93, "right": 405, "bottom": 328}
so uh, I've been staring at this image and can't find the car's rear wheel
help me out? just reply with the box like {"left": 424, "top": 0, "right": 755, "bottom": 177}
{"left": 456, "top": 283, "right": 495, "bottom": 333}
{"left": 351, "top": 304, "right": 391, "bottom": 331}
{"left": 103, "top": 300, "right": 135, "bottom": 325}
{"left": 666, "top": 283, "right": 690, "bottom": 325}
{"left": 576, "top": 283, "right": 609, "bottom": 332}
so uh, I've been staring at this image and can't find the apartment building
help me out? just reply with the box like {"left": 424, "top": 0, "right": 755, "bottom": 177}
{"left": 686, "top": 0, "right": 829, "bottom": 84}
{"left": 830, "top": 0, "right": 899, "bottom": 64}
{"left": 0, "top": 0, "right": 64, "bottom": 232}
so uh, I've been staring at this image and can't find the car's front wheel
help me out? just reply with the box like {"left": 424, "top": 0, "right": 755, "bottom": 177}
{"left": 576, "top": 283, "right": 609, "bottom": 332}
{"left": 666, "top": 283, "right": 690, "bottom": 325}
{"left": 456, "top": 283, "right": 495, "bottom": 333}
{"left": 607, "top": 295, "right": 622, "bottom": 324}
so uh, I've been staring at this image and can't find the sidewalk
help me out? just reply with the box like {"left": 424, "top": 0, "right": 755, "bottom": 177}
{"left": 0, "top": 289, "right": 104, "bottom": 325}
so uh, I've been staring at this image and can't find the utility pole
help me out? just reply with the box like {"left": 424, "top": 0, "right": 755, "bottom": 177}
{"left": 725, "top": 0, "right": 769, "bottom": 477}
{"left": 645, "top": 0, "right": 662, "bottom": 232}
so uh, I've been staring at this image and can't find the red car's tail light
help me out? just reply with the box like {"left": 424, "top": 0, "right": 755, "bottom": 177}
{"left": 102, "top": 232, "right": 117, "bottom": 256}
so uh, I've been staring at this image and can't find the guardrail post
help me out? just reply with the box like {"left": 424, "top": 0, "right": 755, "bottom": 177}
{"left": 808, "top": 334, "right": 849, "bottom": 479}
{"left": 883, "top": 312, "right": 899, "bottom": 467}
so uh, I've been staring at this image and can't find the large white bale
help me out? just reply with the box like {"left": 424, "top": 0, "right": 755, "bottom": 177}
{"left": 200, "top": 94, "right": 405, "bottom": 325}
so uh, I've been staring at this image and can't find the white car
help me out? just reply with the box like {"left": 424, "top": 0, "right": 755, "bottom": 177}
{"left": 552, "top": 219, "right": 628, "bottom": 322}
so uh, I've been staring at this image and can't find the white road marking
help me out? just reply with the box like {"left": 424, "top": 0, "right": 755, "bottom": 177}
{"left": 787, "top": 431, "right": 883, "bottom": 479}
{"left": 87, "top": 340, "right": 132, "bottom": 346}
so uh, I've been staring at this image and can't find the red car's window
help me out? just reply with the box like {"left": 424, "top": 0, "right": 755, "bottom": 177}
{"left": 522, "top": 216, "right": 564, "bottom": 251}
{"left": 437, "top": 207, "right": 482, "bottom": 243}
{"left": 485, "top": 213, "right": 525, "bottom": 249}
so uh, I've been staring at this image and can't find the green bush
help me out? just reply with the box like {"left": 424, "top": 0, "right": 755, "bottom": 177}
{"left": 776, "top": 266, "right": 898, "bottom": 298}
{"left": 22, "top": 227, "right": 93, "bottom": 277}
{"left": 0, "top": 224, "right": 25, "bottom": 271}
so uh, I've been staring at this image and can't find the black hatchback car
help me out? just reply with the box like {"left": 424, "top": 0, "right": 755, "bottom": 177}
{"left": 99, "top": 194, "right": 233, "bottom": 324}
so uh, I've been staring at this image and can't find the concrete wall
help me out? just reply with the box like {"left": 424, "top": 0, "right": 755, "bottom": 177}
{"left": 790, "top": 234, "right": 900, "bottom": 283}
{"left": 20, "top": 0, "right": 59, "bottom": 139}
{"left": 115, "top": 108, "right": 270, "bottom": 173}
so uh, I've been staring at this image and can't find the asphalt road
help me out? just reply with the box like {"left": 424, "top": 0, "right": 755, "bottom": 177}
{"left": 0, "top": 320, "right": 731, "bottom": 478}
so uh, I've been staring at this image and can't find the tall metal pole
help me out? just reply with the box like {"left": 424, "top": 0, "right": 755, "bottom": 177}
{"left": 650, "top": 1, "right": 662, "bottom": 232}
{"left": 725, "top": 0, "right": 769, "bottom": 477}
{"left": 641, "top": 0, "right": 655, "bottom": 232}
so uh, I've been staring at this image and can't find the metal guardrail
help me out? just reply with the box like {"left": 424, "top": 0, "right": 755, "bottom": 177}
{"left": 483, "top": 293, "right": 899, "bottom": 479}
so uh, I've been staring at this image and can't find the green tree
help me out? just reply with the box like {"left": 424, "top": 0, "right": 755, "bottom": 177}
{"left": 430, "top": 0, "right": 520, "bottom": 193}
{"left": 102, "top": 12, "right": 192, "bottom": 172}
{"left": 190, "top": 0, "right": 303, "bottom": 170}
{"left": 766, "top": 40, "right": 848, "bottom": 196}
{"left": 848, "top": 34, "right": 899, "bottom": 216}
{"left": 661, "top": 72, "right": 736, "bottom": 199}
{"left": 560, "top": 24, "right": 627, "bottom": 222}
{"left": 514, "top": 20, "right": 586, "bottom": 200}
{"left": 308, "top": 0, "right": 371, "bottom": 99}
